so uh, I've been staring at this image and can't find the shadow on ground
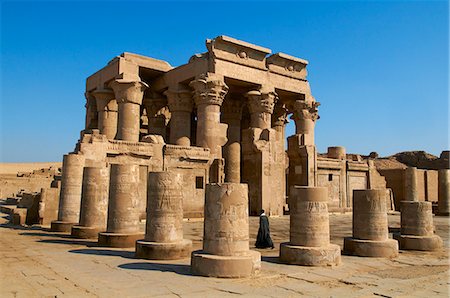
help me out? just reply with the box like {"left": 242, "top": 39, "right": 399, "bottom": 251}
{"left": 118, "top": 262, "right": 192, "bottom": 276}
{"left": 38, "top": 239, "right": 97, "bottom": 246}
{"left": 69, "top": 248, "right": 135, "bottom": 259}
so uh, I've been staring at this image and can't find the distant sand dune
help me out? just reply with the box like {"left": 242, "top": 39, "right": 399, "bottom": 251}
{"left": 0, "top": 162, "right": 62, "bottom": 175}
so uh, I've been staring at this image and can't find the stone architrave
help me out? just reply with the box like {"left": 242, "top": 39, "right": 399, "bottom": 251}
{"left": 222, "top": 97, "right": 243, "bottom": 183}
{"left": 344, "top": 189, "right": 399, "bottom": 258}
{"left": 136, "top": 172, "right": 192, "bottom": 259}
{"left": 191, "top": 183, "right": 261, "bottom": 278}
{"left": 190, "top": 73, "right": 229, "bottom": 158}
{"left": 393, "top": 201, "right": 443, "bottom": 250}
{"left": 165, "top": 88, "right": 193, "bottom": 146}
{"left": 404, "top": 167, "right": 419, "bottom": 201}
{"left": 109, "top": 79, "right": 148, "bottom": 142}
{"left": 92, "top": 88, "right": 118, "bottom": 139}
{"left": 437, "top": 169, "right": 450, "bottom": 216}
{"left": 280, "top": 186, "right": 341, "bottom": 266}
{"left": 71, "top": 163, "right": 109, "bottom": 239}
{"left": 51, "top": 153, "right": 85, "bottom": 232}
{"left": 98, "top": 163, "right": 144, "bottom": 248}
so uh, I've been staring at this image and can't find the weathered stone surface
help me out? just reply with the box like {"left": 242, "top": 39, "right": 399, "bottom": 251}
{"left": 344, "top": 189, "right": 399, "bottom": 258}
{"left": 438, "top": 169, "right": 450, "bottom": 215}
{"left": 280, "top": 186, "right": 341, "bottom": 266}
{"left": 393, "top": 201, "right": 443, "bottom": 251}
{"left": 191, "top": 183, "right": 261, "bottom": 278}
{"left": 71, "top": 164, "right": 109, "bottom": 239}
{"left": 136, "top": 171, "right": 192, "bottom": 260}
{"left": 98, "top": 163, "right": 143, "bottom": 247}
{"left": 51, "top": 154, "right": 85, "bottom": 232}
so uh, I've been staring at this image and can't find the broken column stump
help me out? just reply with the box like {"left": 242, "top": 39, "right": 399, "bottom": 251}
{"left": 344, "top": 189, "right": 398, "bottom": 258}
{"left": 280, "top": 186, "right": 341, "bottom": 266}
{"left": 135, "top": 171, "right": 192, "bottom": 259}
{"left": 98, "top": 163, "right": 144, "bottom": 248}
{"left": 394, "top": 201, "right": 443, "bottom": 251}
{"left": 191, "top": 183, "right": 261, "bottom": 278}
{"left": 71, "top": 164, "right": 109, "bottom": 239}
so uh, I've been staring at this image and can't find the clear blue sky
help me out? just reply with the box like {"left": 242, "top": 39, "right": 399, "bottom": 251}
{"left": 1, "top": 0, "right": 448, "bottom": 162}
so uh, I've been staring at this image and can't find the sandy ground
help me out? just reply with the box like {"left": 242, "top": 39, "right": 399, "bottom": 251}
{"left": 0, "top": 213, "right": 448, "bottom": 298}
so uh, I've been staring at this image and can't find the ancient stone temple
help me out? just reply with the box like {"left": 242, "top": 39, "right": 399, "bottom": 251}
{"left": 50, "top": 35, "right": 325, "bottom": 229}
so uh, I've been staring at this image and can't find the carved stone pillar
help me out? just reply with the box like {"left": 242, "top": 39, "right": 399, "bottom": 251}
{"left": 287, "top": 97, "right": 320, "bottom": 192}
{"left": 109, "top": 79, "right": 148, "bottom": 142}
{"left": 142, "top": 93, "right": 169, "bottom": 141}
{"left": 165, "top": 88, "right": 193, "bottom": 146}
{"left": 291, "top": 99, "right": 320, "bottom": 146}
{"left": 271, "top": 102, "right": 289, "bottom": 215}
{"left": 190, "top": 73, "right": 229, "bottom": 158}
{"left": 93, "top": 88, "right": 118, "bottom": 139}
{"left": 84, "top": 92, "right": 98, "bottom": 130}
{"left": 246, "top": 90, "right": 276, "bottom": 129}
{"left": 405, "top": 167, "right": 419, "bottom": 201}
{"left": 242, "top": 89, "right": 278, "bottom": 215}
{"left": 222, "top": 98, "right": 243, "bottom": 183}
{"left": 344, "top": 189, "right": 399, "bottom": 258}
{"left": 51, "top": 153, "right": 85, "bottom": 232}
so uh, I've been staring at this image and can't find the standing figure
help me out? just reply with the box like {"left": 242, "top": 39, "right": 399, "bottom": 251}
{"left": 255, "top": 210, "right": 274, "bottom": 249}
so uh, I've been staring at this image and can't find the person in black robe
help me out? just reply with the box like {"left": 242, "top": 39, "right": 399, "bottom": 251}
{"left": 255, "top": 209, "right": 274, "bottom": 249}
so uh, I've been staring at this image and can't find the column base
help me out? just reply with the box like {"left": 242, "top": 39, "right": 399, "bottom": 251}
{"left": 71, "top": 226, "right": 102, "bottom": 239}
{"left": 98, "top": 232, "right": 144, "bottom": 248}
{"left": 343, "top": 237, "right": 399, "bottom": 258}
{"left": 279, "top": 243, "right": 341, "bottom": 266}
{"left": 135, "top": 239, "right": 192, "bottom": 260}
{"left": 393, "top": 233, "right": 443, "bottom": 251}
{"left": 191, "top": 250, "right": 261, "bottom": 278}
{"left": 51, "top": 221, "right": 76, "bottom": 233}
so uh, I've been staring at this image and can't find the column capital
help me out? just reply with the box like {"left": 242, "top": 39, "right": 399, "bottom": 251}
{"left": 92, "top": 88, "right": 117, "bottom": 111}
{"left": 272, "top": 102, "right": 289, "bottom": 127}
{"left": 109, "top": 79, "right": 148, "bottom": 105}
{"left": 189, "top": 73, "right": 229, "bottom": 107}
{"left": 245, "top": 90, "right": 277, "bottom": 115}
{"left": 291, "top": 100, "right": 320, "bottom": 122}
{"left": 84, "top": 91, "right": 95, "bottom": 108}
{"left": 164, "top": 88, "right": 193, "bottom": 112}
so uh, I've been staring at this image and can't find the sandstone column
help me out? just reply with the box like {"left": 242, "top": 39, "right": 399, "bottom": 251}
{"left": 190, "top": 73, "right": 229, "bottom": 183}
{"left": 136, "top": 172, "right": 192, "bottom": 259}
{"left": 271, "top": 102, "right": 289, "bottom": 215}
{"left": 438, "top": 169, "right": 450, "bottom": 215}
{"left": 93, "top": 88, "right": 118, "bottom": 139}
{"left": 190, "top": 73, "right": 228, "bottom": 156}
{"left": 71, "top": 163, "right": 109, "bottom": 239}
{"left": 222, "top": 98, "right": 243, "bottom": 183}
{"left": 404, "top": 167, "right": 419, "bottom": 201}
{"left": 344, "top": 189, "right": 398, "bottom": 257}
{"left": 109, "top": 79, "right": 148, "bottom": 142}
{"left": 142, "top": 93, "right": 169, "bottom": 140}
{"left": 394, "top": 201, "right": 443, "bottom": 250}
{"left": 280, "top": 186, "right": 341, "bottom": 266}
{"left": 165, "top": 88, "right": 193, "bottom": 146}
{"left": 287, "top": 99, "right": 320, "bottom": 190}
{"left": 51, "top": 153, "right": 85, "bottom": 232}
{"left": 191, "top": 183, "right": 261, "bottom": 278}
{"left": 242, "top": 89, "right": 277, "bottom": 215}
{"left": 98, "top": 163, "right": 143, "bottom": 247}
